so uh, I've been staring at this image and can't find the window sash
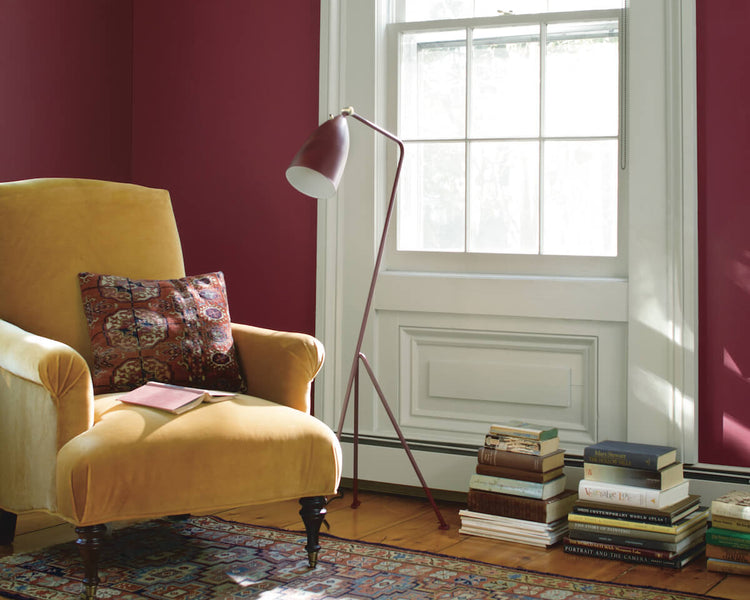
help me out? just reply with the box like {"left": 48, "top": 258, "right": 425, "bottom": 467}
{"left": 389, "top": 9, "right": 624, "bottom": 263}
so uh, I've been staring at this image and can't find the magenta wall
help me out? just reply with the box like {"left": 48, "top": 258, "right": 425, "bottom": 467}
{"left": 0, "top": 0, "right": 132, "bottom": 183}
{"left": 130, "top": 1, "right": 321, "bottom": 333}
{"left": 697, "top": 1, "right": 750, "bottom": 467}
{"left": 4, "top": 1, "right": 749, "bottom": 466}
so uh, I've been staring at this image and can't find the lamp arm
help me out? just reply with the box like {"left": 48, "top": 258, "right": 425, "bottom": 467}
{"left": 336, "top": 109, "right": 405, "bottom": 438}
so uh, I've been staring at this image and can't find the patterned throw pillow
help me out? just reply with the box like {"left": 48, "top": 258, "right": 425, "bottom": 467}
{"left": 79, "top": 271, "right": 245, "bottom": 394}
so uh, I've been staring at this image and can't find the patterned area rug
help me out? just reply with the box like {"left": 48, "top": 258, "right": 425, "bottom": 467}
{"left": 0, "top": 515, "right": 716, "bottom": 600}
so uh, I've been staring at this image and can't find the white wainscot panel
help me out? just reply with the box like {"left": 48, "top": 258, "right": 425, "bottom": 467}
{"left": 397, "top": 326, "right": 601, "bottom": 451}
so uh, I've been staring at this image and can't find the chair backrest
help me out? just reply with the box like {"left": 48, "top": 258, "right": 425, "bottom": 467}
{"left": 0, "top": 178, "right": 186, "bottom": 366}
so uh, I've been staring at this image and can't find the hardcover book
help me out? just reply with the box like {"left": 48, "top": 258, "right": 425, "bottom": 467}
{"left": 711, "top": 513, "right": 750, "bottom": 534}
{"left": 705, "top": 526, "right": 750, "bottom": 550}
{"left": 583, "top": 440, "right": 677, "bottom": 470}
{"left": 484, "top": 433, "right": 559, "bottom": 456}
{"left": 476, "top": 463, "right": 564, "bottom": 483}
{"left": 568, "top": 524, "right": 706, "bottom": 554}
{"left": 469, "top": 473, "right": 567, "bottom": 500}
{"left": 568, "top": 518, "right": 707, "bottom": 544}
{"left": 711, "top": 490, "right": 750, "bottom": 520}
{"left": 568, "top": 506, "right": 709, "bottom": 535}
{"left": 118, "top": 381, "right": 235, "bottom": 414}
{"left": 488, "top": 421, "right": 558, "bottom": 441}
{"left": 573, "top": 494, "right": 700, "bottom": 526}
{"left": 577, "top": 479, "right": 689, "bottom": 509}
{"left": 477, "top": 447, "right": 565, "bottom": 471}
{"left": 466, "top": 489, "right": 577, "bottom": 523}
{"left": 706, "top": 557, "right": 750, "bottom": 575}
{"left": 563, "top": 538, "right": 705, "bottom": 568}
{"left": 583, "top": 461, "right": 683, "bottom": 490}
{"left": 564, "top": 536, "right": 696, "bottom": 561}
{"left": 706, "top": 543, "right": 750, "bottom": 563}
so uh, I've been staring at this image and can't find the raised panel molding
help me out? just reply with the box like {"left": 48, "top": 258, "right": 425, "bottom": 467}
{"left": 397, "top": 326, "right": 598, "bottom": 449}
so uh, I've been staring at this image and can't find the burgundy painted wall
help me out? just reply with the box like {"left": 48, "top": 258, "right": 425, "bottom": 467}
{"left": 0, "top": 0, "right": 132, "bottom": 183}
{"left": 697, "top": 1, "right": 750, "bottom": 466}
{"left": 4, "top": 1, "right": 749, "bottom": 466}
{"left": 130, "top": 0, "right": 321, "bottom": 333}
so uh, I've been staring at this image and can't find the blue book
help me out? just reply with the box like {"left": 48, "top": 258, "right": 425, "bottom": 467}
{"left": 583, "top": 440, "right": 677, "bottom": 471}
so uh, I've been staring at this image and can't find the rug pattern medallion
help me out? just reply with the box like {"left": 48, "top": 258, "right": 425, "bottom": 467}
{"left": 0, "top": 516, "right": 713, "bottom": 600}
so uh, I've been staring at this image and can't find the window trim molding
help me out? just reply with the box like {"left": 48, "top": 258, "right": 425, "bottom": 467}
{"left": 315, "top": 0, "right": 698, "bottom": 462}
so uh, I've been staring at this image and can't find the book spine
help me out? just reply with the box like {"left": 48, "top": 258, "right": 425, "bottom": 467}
{"left": 564, "top": 537, "right": 679, "bottom": 560}
{"left": 475, "top": 463, "right": 561, "bottom": 482}
{"left": 568, "top": 529, "right": 682, "bottom": 552}
{"left": 568, "top": 520, "right": 678, "bottom": 542}
{"left": 563, "top": 540, "right": 704, "bottom": 568}
{"left": 582, "top": 463, "right": 672, "bottom": 489}
{"left": 705, "top": 528, "right": 750, "bottom": 550}
{"left": 568, "top": 512, "right": 687, "bottom": 534}
{"left": 467, "top": 490, "right": 548, "bottom": 522}
{"left": 488, "top": 423, "right": 557, "bottom": 440}
{"left": 706, "top": 558, "right": 750, "bottom": 575}
{"left": 469, "top": 474, "right": 563, "bottom": 500}
{"left": 711, "top": 514, "right": 750, "bottom": 534}
{"left": 484, "top": 434, "right": 546, "bottom": 455}
{"left": 711, "top": 500, "right": 750, "bottom": 521}
{"left": 572, "top": 504, "right": 672, "bottom": 525}
{"left": 583, "top": 447, "right": 663, "bottom": 470}
{"left": 706, "top": 543, "right": 750, "bottom": 563}
{"left": 577, "top": 479, "right": 687, "bottom": 509}
{"left": 477, "top": 447, "right": 543, "bottom": 469}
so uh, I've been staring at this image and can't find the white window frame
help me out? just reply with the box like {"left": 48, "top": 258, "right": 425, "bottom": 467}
{"left": 388, "top": 9, "right": 626, "bottom": 276}
{"left": 315, "top": 0, "right": 698, "bottom": 462}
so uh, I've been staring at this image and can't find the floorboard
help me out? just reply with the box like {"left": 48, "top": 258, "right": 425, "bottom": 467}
{"left": 2, "top": 490, "right": 747, "bottom": 599}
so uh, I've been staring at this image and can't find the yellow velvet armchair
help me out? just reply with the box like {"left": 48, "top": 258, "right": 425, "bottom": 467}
{"left": 0, "top": 178, "right": 342, "bottom": 598}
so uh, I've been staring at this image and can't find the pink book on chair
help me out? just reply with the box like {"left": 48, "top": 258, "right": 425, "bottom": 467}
{"left": 118, "top": 381, "right": 234, "bottom": 414}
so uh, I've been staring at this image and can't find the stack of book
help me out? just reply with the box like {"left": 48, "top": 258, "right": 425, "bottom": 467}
{"left": 706, "top": 490, "right": 750, "bottom": 575}
{"left": 458, "top": 421, "right": 577, "bottom": 547}
{"left": 564, "top": 440, "right": 708, "bottom": 568}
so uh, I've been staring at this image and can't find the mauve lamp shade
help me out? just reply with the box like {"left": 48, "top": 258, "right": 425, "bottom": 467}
{"left": 286, "top": 114, "right": 350, "bottom": 199}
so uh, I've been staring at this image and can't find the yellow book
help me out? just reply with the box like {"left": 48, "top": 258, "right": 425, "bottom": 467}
{"left": 568, "top": 506, "right": 708, "bottom": 534}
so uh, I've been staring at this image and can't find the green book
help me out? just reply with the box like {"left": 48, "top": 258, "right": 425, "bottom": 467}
{"left": 706, "top": 526, "right": 750, "bottom": 550}
{"left": 489, "top": 421, "right": 558, "bottom": 441}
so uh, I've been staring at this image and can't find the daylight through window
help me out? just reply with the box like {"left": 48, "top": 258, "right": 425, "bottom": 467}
{"left": 392, "top": 2, "right": 623, "bottom": 257}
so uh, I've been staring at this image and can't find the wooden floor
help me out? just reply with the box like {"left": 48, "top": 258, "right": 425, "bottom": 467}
{"left": 2, "top": 489, "right": 748, "bottom": 599}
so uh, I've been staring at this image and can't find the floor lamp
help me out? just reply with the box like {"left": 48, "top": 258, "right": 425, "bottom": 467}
{"left": 286, "top": 107, "right": 448, "bottom": 530}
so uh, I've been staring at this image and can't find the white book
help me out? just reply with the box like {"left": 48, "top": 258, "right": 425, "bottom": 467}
{"left": 469, "top": 473, "right": 567, "bottom": 500}
{"left": 577, "top": 479, "right": 689, "bottom": 509}
{"left": 458, "top": 525, "right": 567, "bottom": 547}
{"left": 711, "top": 490, "right": 750, "bottom": 520}
{"left": 458, "top": 510, "right": 566, "bottom": 534}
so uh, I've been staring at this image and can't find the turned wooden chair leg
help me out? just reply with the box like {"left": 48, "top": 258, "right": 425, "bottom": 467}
{"left": 299, "top": 496, "right": 327, "bottom": 568}
{"left": 75, "top": 524, "right": 107, "bottom": 600}
{"left": 0, "top": 509, "right": 18, "bottom": 546}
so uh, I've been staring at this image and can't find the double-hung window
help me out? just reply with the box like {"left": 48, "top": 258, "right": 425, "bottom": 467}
{"left": 391, "top": 1, "right": 624, "bottom": 262}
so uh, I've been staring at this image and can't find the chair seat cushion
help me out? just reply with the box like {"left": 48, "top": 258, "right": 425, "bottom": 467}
{"left": 55, "top": 395, "right": 341, "bottom": 526}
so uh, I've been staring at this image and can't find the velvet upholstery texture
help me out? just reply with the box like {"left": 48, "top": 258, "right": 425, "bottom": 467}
{"left": 0, "top": 178, "right": 341, "bottom": 527}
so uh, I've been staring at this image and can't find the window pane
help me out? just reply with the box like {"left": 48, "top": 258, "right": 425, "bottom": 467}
{"left": 542, "top": 140, "right": 618, "bottom": 256}
{"left": 400, "top": 30, "right": 466, "bottom": 140}
{"left": 470, "top": 26, "right": 540, "bottom": 138}
{"left": 544, "top": 21, "right": 619, "bottom": 137}
{"left": 399, "top": 0, "right": 622, "bottom": 21}
{"left": 469, "top": 141, "right": 539, "bottom": 253}
{"left": 399, "top": 142, "right": 465, "bottom": 251}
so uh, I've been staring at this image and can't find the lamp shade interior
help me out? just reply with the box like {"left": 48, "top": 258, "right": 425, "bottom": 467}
{"left": 286, "top": 115, "right": 350, "bottom": 199}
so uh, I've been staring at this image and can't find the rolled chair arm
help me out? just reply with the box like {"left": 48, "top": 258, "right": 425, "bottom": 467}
{"left": 0, "top": 318, "right": 94, "bottom": 449}
{"left": 231, "top": 323, "right": 324, "bottom": 414}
